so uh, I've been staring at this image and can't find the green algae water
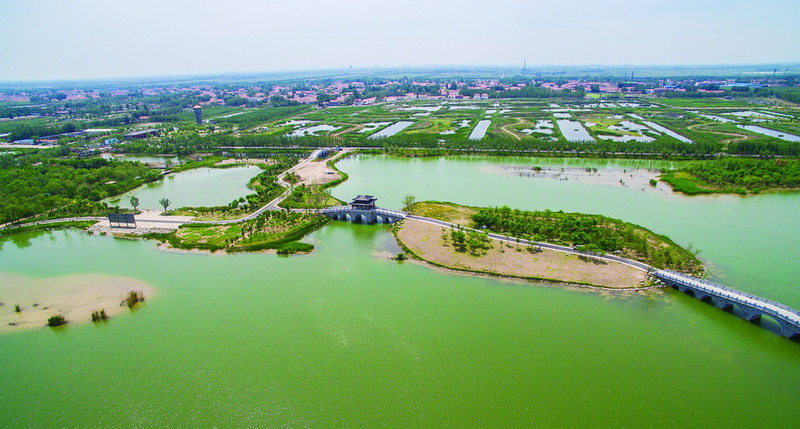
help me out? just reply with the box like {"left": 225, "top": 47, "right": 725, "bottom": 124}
{"left": 1, "top": 156, "right": 799, "bottom": 427}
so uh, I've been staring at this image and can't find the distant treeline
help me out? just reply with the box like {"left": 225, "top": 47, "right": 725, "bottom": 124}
{"left": 117, "top": 131, "right": 800, "bottom": 158}
{"left": 2, "top": 116, "right": 134, "bottom": 141}
{"left": 661, "top": 86, "right": 800, "bottom": 104}
{"left": 213, "top": 105, "right": 312, "bottom": 128}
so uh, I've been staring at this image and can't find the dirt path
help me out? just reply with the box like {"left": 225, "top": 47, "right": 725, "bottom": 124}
{"left": 333, "top": 123, "right": 363, "bottom": 136}
{"left": 498, "top": 118, "right": 523, "bottom": 140}
{"left": 687, "top": 123, "right": 754, "bottom": 144}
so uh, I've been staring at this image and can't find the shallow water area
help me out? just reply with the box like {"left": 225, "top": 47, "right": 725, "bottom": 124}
{"left": 468, "top": 120, "right": 491, "bottom": 140}
{"left": 3, "top": 155, "right": 800, "bottom": 427}
{"left": 108, "top": 165, "right": 262, "bottom": 209}
{"left": 738, "top": 124, "right": 800, "bottom": 142}
{"left": 0, "top": 271, "right": 154, "bottom": 332}
{"left": 369, "top": 121, "right": 414, "bottom": 138}
{"left": 556, "top": 119, "right": 594, "bottom": 142}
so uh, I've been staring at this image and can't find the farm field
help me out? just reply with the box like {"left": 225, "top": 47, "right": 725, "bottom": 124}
{"left": 229, "top": 98, "right": 800, "bottom": 148}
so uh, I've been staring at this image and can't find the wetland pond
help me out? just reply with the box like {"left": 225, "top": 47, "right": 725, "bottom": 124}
{"left": 107, "top": 165, "right": 262, "bottom": 209}
{"left": 1, "top": 155, "right": 799, "bottom": 427}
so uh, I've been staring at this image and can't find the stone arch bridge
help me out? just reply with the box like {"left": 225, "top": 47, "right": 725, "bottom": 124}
{"left": 320, "top": 194, "right": 406, "bottom": 224}
{"left": 654, "top": 269, "right": 800, "bottom": 340}
{"left": 321, "top": 205, "right": 406, "bottom": 224}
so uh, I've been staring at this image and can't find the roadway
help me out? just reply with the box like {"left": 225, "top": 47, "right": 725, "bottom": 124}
{"left": 187, "top": 149, "right": 322, "bottom": 225}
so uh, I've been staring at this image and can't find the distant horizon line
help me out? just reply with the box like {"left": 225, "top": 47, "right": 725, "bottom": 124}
{"left": 2, "top": 62, "right": 799, "bottom": 85}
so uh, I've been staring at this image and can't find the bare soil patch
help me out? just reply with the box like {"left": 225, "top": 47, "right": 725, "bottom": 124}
{"left": 0, "top": 272, "right": 155, "bottom": 333}
{"left": 294, "top": 149, "right": 352, "bottom": 186}
{"left": 397, "top": 219, "right": 646, "bottom": 289}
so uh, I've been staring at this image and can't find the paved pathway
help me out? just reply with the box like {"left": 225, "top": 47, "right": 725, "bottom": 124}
{"left": 405, "top": 215, "right": 653, "bottom": 272}
{"left": 655, "top": 269, "right": 800, "bottom": 325}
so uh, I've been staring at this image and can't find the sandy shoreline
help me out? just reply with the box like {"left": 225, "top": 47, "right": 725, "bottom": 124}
{"left": 0, "top": 272, "right": 156, "bottom": 333}
{"left": 294, "top": 149, "right": 351, "bottom": 186}
{"left": 480, "top": 164, "right": 673, "bottom": 194}
{"left": 396, "top": 219, "right": 647, "bottom": 289}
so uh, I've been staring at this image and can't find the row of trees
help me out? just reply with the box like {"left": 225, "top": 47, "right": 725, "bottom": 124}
{"left": 470, "top": 206, "right": 701, "bottom": 271}
{"left": 117, "top": 127, "right": 800, "bottom": 159}
{"left": 679, "top": 157, "right": 800, "bottom": 189}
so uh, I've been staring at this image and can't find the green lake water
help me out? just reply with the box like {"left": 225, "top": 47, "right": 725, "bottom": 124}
{"left": 1, "top": 155, "right": 798, "bottom": 427}
{"left": 108, "top": 166, "right": 261, "bottom": 210}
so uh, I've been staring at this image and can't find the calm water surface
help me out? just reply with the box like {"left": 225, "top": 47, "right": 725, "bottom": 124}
{"left": 1, "top": 155, "right": 798, "bottom": 427}
{"left": 108, "top": 166, "right": 261, "bottom": 210}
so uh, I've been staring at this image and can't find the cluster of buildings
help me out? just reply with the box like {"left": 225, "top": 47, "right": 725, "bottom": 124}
{"left": 1, "top": 76, "right": 791, "bottom": 110}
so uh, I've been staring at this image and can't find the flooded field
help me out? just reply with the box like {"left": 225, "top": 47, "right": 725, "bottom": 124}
{"left": 640, "top": 119, "right": 693, "bottom": 143}
{"left": 556, "top": 119, "right": 595, "bottom": 142}
{"left": 289, "top": 124, "right": 339, "bottom": 137}
{"left": 369, "top": 121, "right": 414, "bottom": 139}
{"left": 468, "top": 120, "right": 492, "bottom": 140}
{"left": 738, "top": 125, "right": 800, "bottom": 142}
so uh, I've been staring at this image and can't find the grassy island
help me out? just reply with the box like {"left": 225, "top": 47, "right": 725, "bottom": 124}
{"left": 147, "top": 211, "right": 328, "bottom": 253}
{"left": 660, "top": 157, "right": 800, "bottom": 195}
{"left": 395, "top": 202, "right": 702, "bottom": 289}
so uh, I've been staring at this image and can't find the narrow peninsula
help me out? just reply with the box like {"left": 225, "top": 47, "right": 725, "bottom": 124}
{"left": 395, "top": 202, "right": 702, "bottom": 289}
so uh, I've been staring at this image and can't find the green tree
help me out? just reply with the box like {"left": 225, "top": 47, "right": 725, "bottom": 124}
{"left": 129, "top": 196, "right": 140, "bottom": 213}
{"left": 159, "top": 197, "right": 171, "bottom": 213}
{"left": 402, "top": 194, "right": 416, "bottom": 211}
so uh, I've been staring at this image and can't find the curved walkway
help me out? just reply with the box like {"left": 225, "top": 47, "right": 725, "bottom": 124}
{"left": 0, "top": 150, "right": 324, "bottom": 231}
{"left": 187, "top": 149, "right": 322, "bottom": 225}
{"left": 405, "top": 215, "right": 653, "bottom": 272}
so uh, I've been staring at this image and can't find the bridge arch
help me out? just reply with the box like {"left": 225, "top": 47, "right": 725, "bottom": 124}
{"left": 754, "top": 313, "right": 785, "bottom": 336}
{"left": 718, "top": 301, "right": 735, "bottom": 312}
{"left": 746, "top": 312, "right": 763, "bottom": 323}
{"left": 655, "top": 269, "right": 800, "bottom": 341}
{"left": 376, "top": 214, "right": 395, "bottom": 224}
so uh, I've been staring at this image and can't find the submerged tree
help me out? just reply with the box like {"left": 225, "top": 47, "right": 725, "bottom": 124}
{"left": 47, "top": 315, "right": 67, "bottom": 327}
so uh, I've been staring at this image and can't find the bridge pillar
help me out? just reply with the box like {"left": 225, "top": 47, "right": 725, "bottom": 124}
{"left": 737, "top": 307, "right": 763, "bottom": 323}
{"left": 714, "top": 297, "right": 736, "bottom": 312}
{"left": 783, "top": 323, "right": 800, "bottom": 340}
{"left": 696, "top": 292, "right": 715, "bottom": 304}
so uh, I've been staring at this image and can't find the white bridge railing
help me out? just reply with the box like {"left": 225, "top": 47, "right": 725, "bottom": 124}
{"left": 656, "top": 269, "right": 800, "bottom": 324}
{"left": 321, "top": 206, "right": 407, "bottom": 219}
{"left": 373, "top": 207, "right": 407, "bottom": 218}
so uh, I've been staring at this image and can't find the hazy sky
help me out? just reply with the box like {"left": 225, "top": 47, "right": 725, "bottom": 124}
{"left": 2, "top": 0, "right": 799, "bottom": 81}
